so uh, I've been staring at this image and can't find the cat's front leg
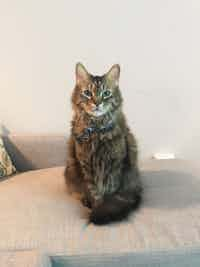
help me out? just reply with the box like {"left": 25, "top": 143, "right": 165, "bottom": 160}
{"left": 82, "top": 178, "right": 103, "bottom": 209}
{"left": 64, "top": 136, "right": 84, "bottom": 195}
{"left": 81, "top": 194, "right": 92, "bottom": 209}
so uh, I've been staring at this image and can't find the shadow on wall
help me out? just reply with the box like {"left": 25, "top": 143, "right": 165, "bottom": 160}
{"left": 141, "top": 170, "right": 200, "bottom": 210}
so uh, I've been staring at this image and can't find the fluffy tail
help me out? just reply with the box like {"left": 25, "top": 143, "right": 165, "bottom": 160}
{"left": 89, "top": 192, "right": 142, "bottom": 225}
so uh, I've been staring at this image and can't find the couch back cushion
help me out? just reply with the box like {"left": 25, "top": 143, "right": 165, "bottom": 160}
{"left": 2, "top": 135, "right": 67, "bottom": 171}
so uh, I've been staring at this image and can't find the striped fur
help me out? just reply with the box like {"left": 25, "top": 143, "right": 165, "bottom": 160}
{"left": 65, "top": 63, "right": 143, "bottom": 224}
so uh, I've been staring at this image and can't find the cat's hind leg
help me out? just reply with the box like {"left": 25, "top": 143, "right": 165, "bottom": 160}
{"left": 89, "top": 169, "right": 143, "bottom": 225}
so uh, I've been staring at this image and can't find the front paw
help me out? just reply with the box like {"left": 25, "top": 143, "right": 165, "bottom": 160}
{"left": 81, "top": 196, "right": 92, "bottom": 209}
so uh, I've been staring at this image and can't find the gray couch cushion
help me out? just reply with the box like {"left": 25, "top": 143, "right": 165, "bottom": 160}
{"left": 0, "top": 159, "right": 200, "bottom": 265}
{"left": 51, "top": 248, "right": 200, "bottom": 267}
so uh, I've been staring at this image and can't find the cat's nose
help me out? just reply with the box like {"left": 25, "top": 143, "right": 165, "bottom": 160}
{"left": 93, "top": 97, "right": 102, "bottom": 106}
{"left": 91, "top": 104, "right": 99, "bottom": 111}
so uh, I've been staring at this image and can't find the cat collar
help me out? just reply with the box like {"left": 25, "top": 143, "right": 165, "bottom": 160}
{"left": 73, "top": 121, "right": 114, "bottom": 143}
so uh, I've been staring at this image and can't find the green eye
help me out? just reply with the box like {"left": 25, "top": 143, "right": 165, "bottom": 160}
{"left": 102, "top": 90, "right": 112, "bottom": 99}
{"left": 83, "top": 89, "right": 92, "bottom": 98}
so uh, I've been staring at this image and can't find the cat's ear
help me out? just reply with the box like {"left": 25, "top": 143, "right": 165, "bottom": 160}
{"left": 75, "top": 62, "right": 90, "bottom": 84}
{"left": 105, "top": 64, "right": 120, "bottom": 86}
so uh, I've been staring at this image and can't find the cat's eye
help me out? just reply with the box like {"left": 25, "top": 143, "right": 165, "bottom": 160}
{"left": 83, "top": 89, "right": 92, "bottom": 98}
{"left": 102, "top": 90, "right": 112, "bottom": 99}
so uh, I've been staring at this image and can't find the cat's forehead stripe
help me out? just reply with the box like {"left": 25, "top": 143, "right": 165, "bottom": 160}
{"left": 94, "top": 80, "right": 101, "bottom": 86}
{"left": 91, "top": 77, "right": 105, "bottom": 90}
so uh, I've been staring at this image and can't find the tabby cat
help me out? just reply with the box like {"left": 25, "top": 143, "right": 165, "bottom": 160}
{"left": 65, "top": 63, "right": 143, "bottom": 225}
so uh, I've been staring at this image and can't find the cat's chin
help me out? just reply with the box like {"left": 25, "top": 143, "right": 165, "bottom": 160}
{"left": 91, "top": 111, "right": 106, "bottom": 118}
{"left": 86, "top": 110, "right": 108, "bottom": 119}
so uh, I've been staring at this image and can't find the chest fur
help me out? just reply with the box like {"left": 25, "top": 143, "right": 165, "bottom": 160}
{"left": 75, "top": 134, "right": 127, "bottom": 185}
{"left": 76, "top": 133, "right": 126, "bottom": 160}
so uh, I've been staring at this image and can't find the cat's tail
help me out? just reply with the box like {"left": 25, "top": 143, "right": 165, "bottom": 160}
{"left": 89, "top": 190, "right": 142, "bottom": 225}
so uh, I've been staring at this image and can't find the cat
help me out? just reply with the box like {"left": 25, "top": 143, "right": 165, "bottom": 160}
{"left": 64, "top": 63, "right": 143, "bottom": 225}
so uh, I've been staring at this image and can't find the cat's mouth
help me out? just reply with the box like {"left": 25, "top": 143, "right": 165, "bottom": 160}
{"left": 87, "top": 109, "right": 107, "bottom": 118}
{"left": 84, "top": 103, "right": 110, "bottom": 118}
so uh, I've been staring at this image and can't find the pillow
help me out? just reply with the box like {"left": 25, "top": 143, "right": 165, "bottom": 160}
{"left": 0, "top": 138, "right": 16, "bottom": 177}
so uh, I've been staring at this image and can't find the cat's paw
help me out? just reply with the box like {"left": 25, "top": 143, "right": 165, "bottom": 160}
{"left": 81, "top": 196, "right": 92, "bottom": 209}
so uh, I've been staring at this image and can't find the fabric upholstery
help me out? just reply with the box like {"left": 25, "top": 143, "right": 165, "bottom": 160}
{"left": 0, "top": 137, "right": 16, "bottom": 177}
{"left": 0, "top": 159, "right": 200, "bottom": 262}
{"left": 3, "top": 134, "right": 200, "bottom": 266}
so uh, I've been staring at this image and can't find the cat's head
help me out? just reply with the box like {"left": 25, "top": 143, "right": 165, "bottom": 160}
{"left": 72, "top": 63, "right": 122, "bottom": 118}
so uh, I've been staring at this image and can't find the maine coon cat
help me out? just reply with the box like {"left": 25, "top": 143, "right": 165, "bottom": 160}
{"left": 65, "top": 63, "right": 143, "bottom": 225}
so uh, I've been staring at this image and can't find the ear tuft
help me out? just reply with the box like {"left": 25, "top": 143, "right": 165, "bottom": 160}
{"left": 75, "top": 62, "right": 89, "bottom": 83}
{"left": 106, "top": 64, "right": 120, "bottom": 85}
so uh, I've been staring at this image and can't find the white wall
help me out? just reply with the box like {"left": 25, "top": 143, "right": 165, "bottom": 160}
{"left": 1, "top": 0, "right": 200, "bottom": 160}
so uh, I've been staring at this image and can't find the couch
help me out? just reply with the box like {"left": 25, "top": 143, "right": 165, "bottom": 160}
{"left": 1, "top": 135, "right": 200, "bottom": 267}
